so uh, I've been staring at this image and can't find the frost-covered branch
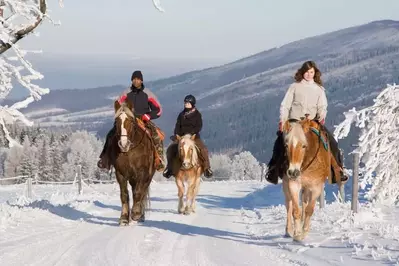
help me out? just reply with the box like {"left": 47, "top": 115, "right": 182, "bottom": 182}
{"left": 0, "top": 0, "right": 165, "bottom": 148}
{"left": 333, "top": 84, "right": 399, "bottom": 204}
{"left": 152, "top": 0, "right": 165, "bottom": 12}
{"left": 0, "top": 0, "right": 56, "bottom": 147}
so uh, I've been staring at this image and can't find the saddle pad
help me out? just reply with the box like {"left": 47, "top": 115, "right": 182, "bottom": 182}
{"left": 310, "top": 127, "right": 328, "bottom": 151}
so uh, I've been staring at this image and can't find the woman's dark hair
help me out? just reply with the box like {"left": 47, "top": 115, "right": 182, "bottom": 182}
{"left": 294, "top": 61, "right": 323, "bottom": 86}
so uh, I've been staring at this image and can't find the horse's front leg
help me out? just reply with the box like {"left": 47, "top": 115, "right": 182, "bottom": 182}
{"left": 184, "top": 170, "right": 197, "bottom": 215}
{"left": 288, "top": 179, "right": 303, "bottom": 241}
{"left": 302, "top": 184, "right": 322, "bottom": 238}
{"left": 175, "top": 172, "right": 185, "bottom": 214}
{"left": 191, "top": 171, "right": 202, "bottom": 213}
{"left": 116, "top": 172, "right": 129, "bottom": 226}
{"left": 283, "top": 178, "right": 293, "bottom": 237}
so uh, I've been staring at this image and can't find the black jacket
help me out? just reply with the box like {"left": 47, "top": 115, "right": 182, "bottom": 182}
{"left": 126, "top": 85, "right": 161, "bottom": 119}
{"left": 174, "top": 108, "right": 202, "bottom": 138}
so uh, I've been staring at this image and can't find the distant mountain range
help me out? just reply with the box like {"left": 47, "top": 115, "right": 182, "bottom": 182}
{"left": 6, "top": 19, "right": 399, "bottom": 162}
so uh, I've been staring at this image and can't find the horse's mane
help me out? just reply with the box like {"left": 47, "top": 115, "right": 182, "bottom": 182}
{"left": 114, "top": 102, "right": 134, "bottom": 119}
{"left": 284, "top": 121, "right": 308, "bottom": 146}
{"left": 179, "top": 134, "right": 199, "bottom": 166}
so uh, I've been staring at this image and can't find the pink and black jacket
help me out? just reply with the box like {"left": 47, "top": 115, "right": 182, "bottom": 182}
{"left": 118, "top": 85, "right": 162, "bottom": 122}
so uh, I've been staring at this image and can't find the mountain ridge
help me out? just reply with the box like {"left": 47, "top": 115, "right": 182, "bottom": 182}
{"left": 7, "top": 19, "right": 399, "bottom": 162}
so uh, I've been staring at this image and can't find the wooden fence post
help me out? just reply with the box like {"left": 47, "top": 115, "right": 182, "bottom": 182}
{"left": 27, "top": 177, "right": 32, "bottom": 199}
{"left": 338, "top": 148, "right": 345, "bottom": 202}
{"left": 77, "top": 165, "right": 82, "bottom": 195}
{"left": 351, "top": 152, "right": 359, "bottom": 213}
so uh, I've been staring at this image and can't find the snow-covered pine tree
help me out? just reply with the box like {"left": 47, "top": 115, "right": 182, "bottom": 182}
{"left": 19, "top": 136, "right": 38, "bottom": 179}
{"left": 3, "top": 144, "right": 23, "bottom": 180}
{"left": 37, "top": 137, "right": 52, "bottom": 181}
{"left": 49, "top": 138, "right": 64, "bottom": 181}
{"left": 231, "top": 151, "right": 261, "bottom": 180}
{"left": 63, "top": 131, "right": 103, "bottom": 181}
{"left": 334, "top": 83, "right": 399, "bottom": 204}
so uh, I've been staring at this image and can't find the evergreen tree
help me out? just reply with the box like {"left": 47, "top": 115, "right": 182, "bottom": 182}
{"left": 19, "top": 137, "right": 38, "bottom": 179}
{"left": 37, "top": 137, "right": 52, "bottom": 181}
{"left": 49, "top": 139, "right": 64, "bottom": 181}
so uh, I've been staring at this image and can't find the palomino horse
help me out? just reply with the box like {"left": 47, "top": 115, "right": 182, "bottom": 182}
{"left": 282, "top": 118, "right": 331, "bottom": 241}
{"left": 172, "top": 134, "right": 203, "bottom": 215}
{"left": 108, "top": 100, "right": 157, "bottom": 225}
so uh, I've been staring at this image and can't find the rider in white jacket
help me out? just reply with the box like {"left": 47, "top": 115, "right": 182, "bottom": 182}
{"left": 266, "top": 61, "right": 348, "bottom": 185}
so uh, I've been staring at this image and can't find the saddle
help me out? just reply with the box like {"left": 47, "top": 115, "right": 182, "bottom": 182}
{"left": 136, "top": 118, "right": 165, "bottom": 170}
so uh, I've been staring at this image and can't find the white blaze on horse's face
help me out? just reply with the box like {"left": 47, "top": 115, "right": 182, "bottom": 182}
{"left": 181, "top": 141, "right": 192, "bottom": 169}
{"left": 118, "top": 111, "right": 131, "bottom": 152}
{"left": 285, "top": 123, "right": 307, "bottom": 179}
{"left": 179, "top": 135, "right": 198, "bottom": 170}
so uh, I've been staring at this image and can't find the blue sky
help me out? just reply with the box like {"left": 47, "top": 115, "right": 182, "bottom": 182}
{"left": 24, "top": 0, "right": 399, "bottom": 63}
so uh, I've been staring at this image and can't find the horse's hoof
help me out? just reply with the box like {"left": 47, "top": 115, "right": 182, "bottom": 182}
{"left": 293, "top": 233, "right": 305, "bottom": 242}
{"left": 178, "top": 206, "right": 185, "bottom": 214}
{"left": 132, "top": 214, "right": 145, "bottom": 223}
{"left": 184, "top": 206, "right": 192, "bottom": 215}
{"left": 119, "top": 219, "right": 129, "bottom": 226}
{"left": 284, "top": 230, "right": 293, "bottom": 238}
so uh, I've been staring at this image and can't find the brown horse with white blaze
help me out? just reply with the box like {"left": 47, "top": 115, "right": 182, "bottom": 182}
{"left": 109, "top": 100, "right": 156, "bottom": 225}
{"left": 172, "top": 134, "right": 203, "bottom": 215}
{"left": 282, "top": 118, "right": 330, "bottom": 241}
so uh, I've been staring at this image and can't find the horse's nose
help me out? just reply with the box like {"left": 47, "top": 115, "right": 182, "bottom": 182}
{"left": 118, "top": 139, "right": 131, "bottom": 151}
{"left": 287, "top": 169, "right": 300, "bottom": 178}
{"left": 293, "top": 169, "right": 300, "bottom": 177}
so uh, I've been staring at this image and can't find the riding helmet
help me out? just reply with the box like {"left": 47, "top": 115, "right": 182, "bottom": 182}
{"left": 184, "top": 94, "right": 196, "bottom": 106}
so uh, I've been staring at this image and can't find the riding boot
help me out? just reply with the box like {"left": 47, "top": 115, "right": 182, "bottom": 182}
{"left": 97, "top": 125, "right": 115, "bottom": 171}
{"left": 320, "top": 124, "right": 349, "bottom": 183}
{"left": 145, "top": 121, "right": 165, "bottom": 171}
{"left": 266, "top": 131, "right": 284, "bottom": 185}
{"left": 194, "top": 138, "right": 213, "bottom": 178}
{"left": 163, "top": 141, "right": 178, "bottom": 178}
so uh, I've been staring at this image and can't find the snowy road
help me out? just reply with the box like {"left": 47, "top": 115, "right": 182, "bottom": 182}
{"left": 1, "top": 181, "right": 399, "bottom": 265}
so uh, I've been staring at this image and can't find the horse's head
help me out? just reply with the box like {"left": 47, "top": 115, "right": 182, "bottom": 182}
{"left": 283, "top": 119, "right": 312, "bottom": 179}
{"left": 114, "top": 100, "right": 135, "bottom": 152}
{"left": 176, "top": 134, "right": 199, "bottom": 170}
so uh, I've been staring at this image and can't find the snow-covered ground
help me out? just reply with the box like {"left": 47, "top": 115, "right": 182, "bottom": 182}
{"left": 1, "top": 180, "right": 399, "bottom": 265}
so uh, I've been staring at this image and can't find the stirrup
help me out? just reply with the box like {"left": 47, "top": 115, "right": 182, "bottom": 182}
{"left": 163, "top": 168, "right": 172, "bottom": 178}
{"left": 204, "top": 168, "right": 213, "bottom": 178}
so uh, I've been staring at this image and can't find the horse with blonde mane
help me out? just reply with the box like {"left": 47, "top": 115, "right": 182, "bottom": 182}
{"left": 171, "top": 134, "right": 203, "bottom": 215}
{"left": 282, "top": 118, "right": 331, "bottom": 241}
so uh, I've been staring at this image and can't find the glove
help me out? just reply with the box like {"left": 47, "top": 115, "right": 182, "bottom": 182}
{"left": 118, "top": 94, "right": 127, "bottom": 104}
{"left": 170, "top": 135, "right": 177, "bottom": 141}
{"left": 142, "top": 114, "right": 150, "bottom": 122}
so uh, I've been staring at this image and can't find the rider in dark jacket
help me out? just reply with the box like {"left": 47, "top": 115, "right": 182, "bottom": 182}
{"left": 97, "top": 70, "right": 164, "bottom": 171}
{"left": 163, "top": 94, "right": 213, "bottom": 178}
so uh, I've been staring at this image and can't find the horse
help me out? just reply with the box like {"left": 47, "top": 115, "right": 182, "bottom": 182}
{"left": 282, "top": 118, "right": 331, "bottom": 241}
{"left": 171, "top": 134, "right": 203, "bottom": 215}
{"left": 108, "top": 99, "right": 157, "bottom": 225}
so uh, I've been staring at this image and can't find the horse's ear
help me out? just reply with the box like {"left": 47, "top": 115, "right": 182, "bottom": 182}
{"left": 176, "top": 135, "right": 181, "bottom": 140}
{"left": 190, "top": 134, "right": 196, "bottom": 140}
{"left": 114, "top": 100, "right": 121, "bottom": 112}
{"left": 126, "top": 99, "right": 133, "bottom": 111}
{"left": 283, "top": 121, "right": 291, "bottom": 133}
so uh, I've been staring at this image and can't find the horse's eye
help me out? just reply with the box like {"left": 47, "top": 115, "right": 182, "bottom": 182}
{"left": 302, "top": 145, "right": 307, "bottom": 148}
